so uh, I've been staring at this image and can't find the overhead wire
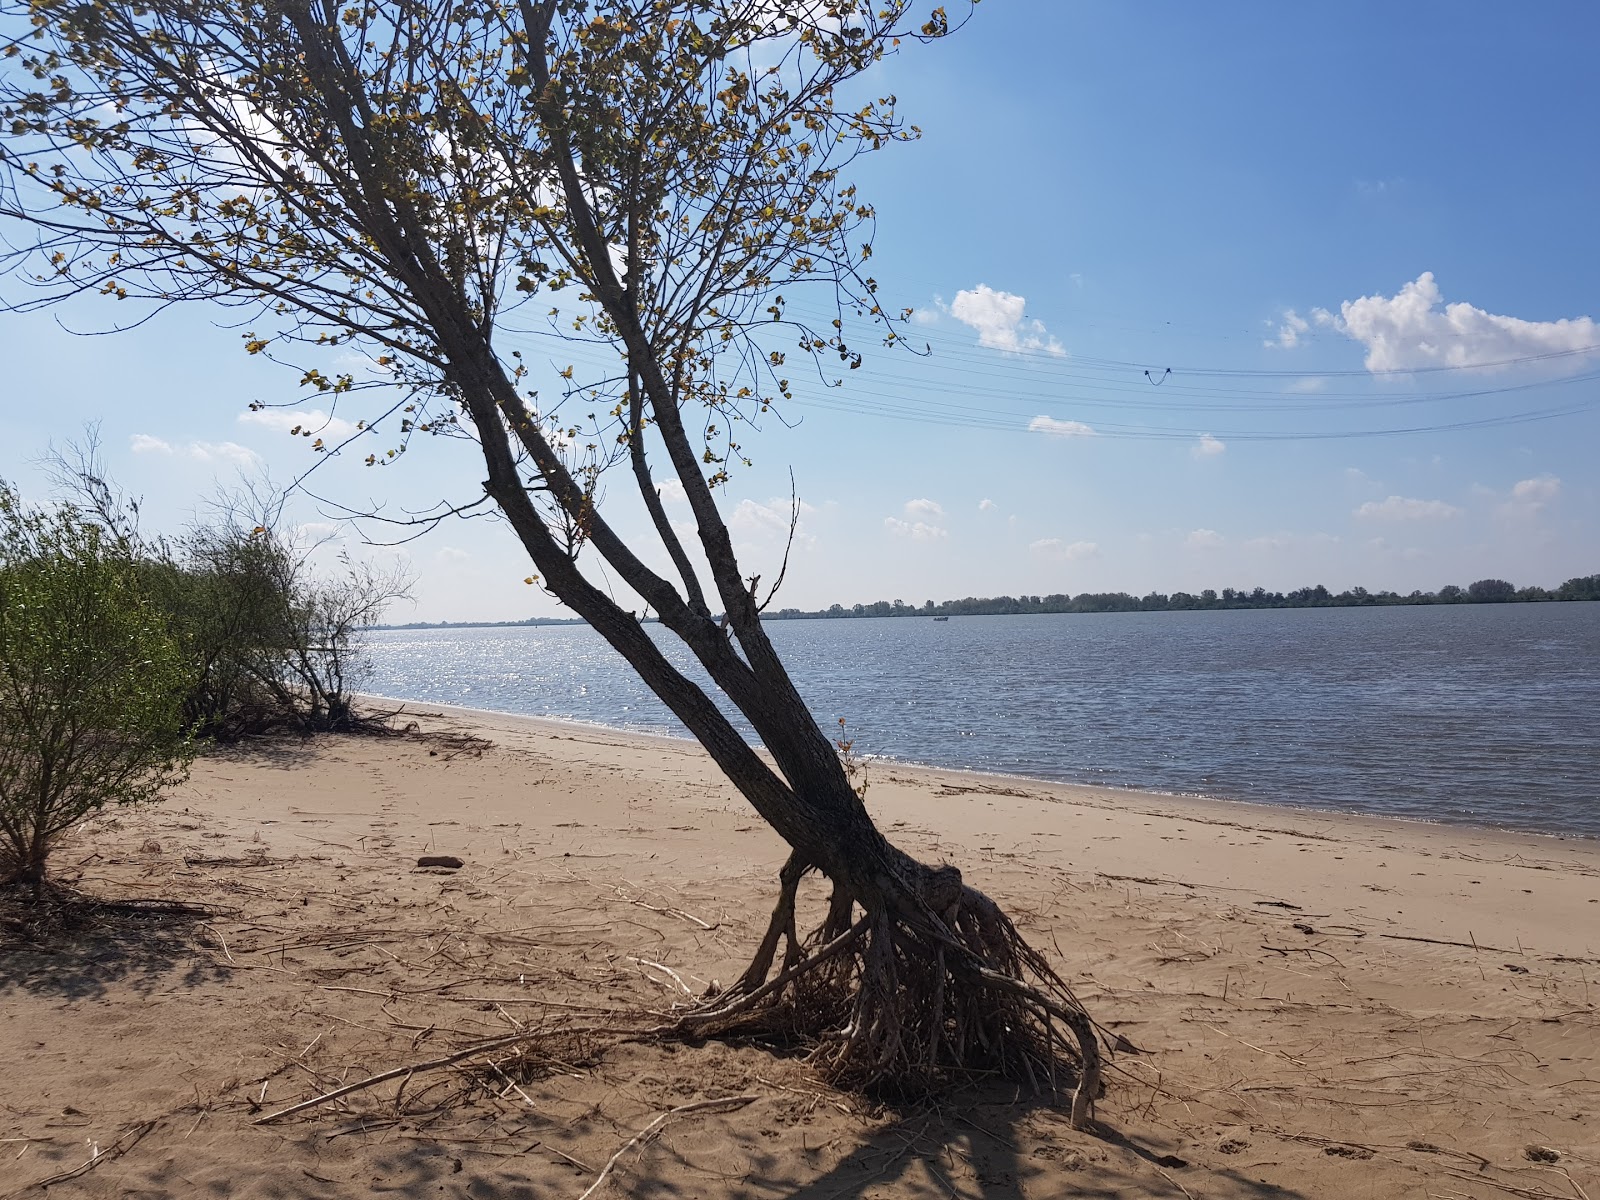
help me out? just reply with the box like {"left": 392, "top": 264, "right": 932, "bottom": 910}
{"left": 486, "top": 294, "right": 1600, "bottom": 444}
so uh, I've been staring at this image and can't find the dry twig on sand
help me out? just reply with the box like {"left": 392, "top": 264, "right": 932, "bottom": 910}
{"left": 253, "top": 1032, "right": 540, "bottom": 1123}
{"left": 3, "top": 1120, "right": 156, "bottom": 1196}
{"left": 577, "top": 1096, "right": 757, "bottom": 1200}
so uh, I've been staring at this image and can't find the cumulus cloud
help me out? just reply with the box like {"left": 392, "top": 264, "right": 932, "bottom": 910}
{"left": 130, "top": 433, "right": 172, "bottom": 454}
{"left": 1316, "top": 273, "right": 1599, "bottom": 373}
{"left": 656, "top": 478, "right": 687, "bottom": 504}
{"left": 884, "top": 498, "right": 948, "bottom": 542}
{"left": 949, "top": 284, "right": 1065, "bottom": 355}
{"left": 978, "top": 498, "right": 998, "bottom": 512}
{"left": 1029, "top": 538, "right": 1098, "bottom": 561}
{"left": 239, "top": 406, "right": 361, "bottom": 440}
{"left": 732, "top": 496, "right": 815, "bottom": 535}
{"left": 1191, "top": 433, "right": 1226, "bottom": 459}
{"left": 130, "top": 433, "right": 259, "bottom": 467}
{"left": 1186, "top": 528, "right": 1224, "bottom": 548}
{"left": 1503, "top": 475, "right": 1561, "bottom": 518}
{"left": 1353, "top": 495, "right": 1464, "bottom": 521}
{"left": 1028, "top": 415, "right": 1096, "bottom": 438}
{"left": 1266, "top": 309, "right": 1311, "bottom": 349}
{"left": 884, "top": 517, "right": 947, "bottom": 542}
{"left": 732, "top": 496, "right": 816, "bottom": 551}
{"left": 1511, "top": 475, "right": 1560, "bottom": 505}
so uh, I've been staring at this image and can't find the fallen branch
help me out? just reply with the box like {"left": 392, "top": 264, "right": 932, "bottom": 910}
{"left": 577, "top": 1096, "right": 756, "bottom": 1200}
{"left": 5, "top": 1120, "right": 155, "bottom": 1195}
{"left": 621, "top": 895, "right": 716, "bottom": 930}
{"left": 1097, "top": 873, "right": 1195, "bottom": 890}
{"left": 253, "top": 1032, "right": 536, "bottom": 1123}
{"left": 1381, "top": 933, "right": 1516, "bottom": 954}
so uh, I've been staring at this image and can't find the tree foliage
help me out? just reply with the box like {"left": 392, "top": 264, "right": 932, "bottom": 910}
{"left": 0, "top": 483, "right": 193, "bottom": 894}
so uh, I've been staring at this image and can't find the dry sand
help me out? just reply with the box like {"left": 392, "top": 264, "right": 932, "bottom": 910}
{"left": 3, "top": 702, "right": 1596, "bottom": 1199}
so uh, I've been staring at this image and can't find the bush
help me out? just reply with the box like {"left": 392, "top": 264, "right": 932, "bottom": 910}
{"left": 0, "top": 485, "right": 194, "bottom": 896}
{"left": 44, "top": 441, "right": 409, "bottom": 741}
{"left": 178, "top": 510, "right": 409, "bottom": 737}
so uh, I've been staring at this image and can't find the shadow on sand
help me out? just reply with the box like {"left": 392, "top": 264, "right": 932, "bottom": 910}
{"left": 0, "top": 890, "right": 227, "bottom": 1001}
{"left": 612, "top": 1086, "right": 1313, "bottom": 1200}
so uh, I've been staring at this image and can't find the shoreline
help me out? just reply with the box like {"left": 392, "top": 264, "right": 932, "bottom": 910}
{"left": 360, "top": 694, "right": 1600, "bottom": 955}
{"left": 360, "top": 691, "right": 1600, "bottom": 847}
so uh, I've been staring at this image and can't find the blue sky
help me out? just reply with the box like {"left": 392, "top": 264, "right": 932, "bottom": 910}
{"left": 3, "top": 1, "right": 1597, "bottom": 621}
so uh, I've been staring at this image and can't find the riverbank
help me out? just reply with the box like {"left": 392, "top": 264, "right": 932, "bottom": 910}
{"left": 3, "top": 703, "right": 1596, "bottom": 1198}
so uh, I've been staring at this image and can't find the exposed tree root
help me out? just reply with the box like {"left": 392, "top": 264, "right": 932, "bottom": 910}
{"left": 665, "top": 852, "right": 1106, "bottom": 1128}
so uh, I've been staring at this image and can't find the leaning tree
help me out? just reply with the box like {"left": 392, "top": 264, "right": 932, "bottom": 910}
{"left": 0, "top": 0, "right": 1104, "bottom": 1122}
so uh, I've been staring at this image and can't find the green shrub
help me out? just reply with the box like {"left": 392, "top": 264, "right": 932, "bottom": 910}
{"left": 0, "top": 485, "right": 194, "bottom": 896}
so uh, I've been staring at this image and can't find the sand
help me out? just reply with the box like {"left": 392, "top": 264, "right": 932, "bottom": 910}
{"left": 2, "top": 702, "right": 1596, "bottom": 1199}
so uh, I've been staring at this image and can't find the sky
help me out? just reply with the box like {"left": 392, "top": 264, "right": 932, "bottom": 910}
{"left": 2, "top": 1, "right": 1597, "bottom": 622}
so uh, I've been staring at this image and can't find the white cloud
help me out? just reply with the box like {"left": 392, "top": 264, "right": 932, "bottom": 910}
{"left": 731, "top": 496, "right": 815, "bottom": 536}
{"left": 657, "top": 478, "right": 687, "bottom": 504}
{"left": 949, "top": 284, "right": 1065, "bottom": 355}
{"left": 1317, "top": 273, "right": 1600, "bottom": 373}
{"left": 1266, "top": 309, "right": 1310, "bottom": 349}
{"left": 1503, "top": 475, "right": 1561, "bottom": 518}
{"left": 130, "top": 434, "right": 173, "bottom": 454}
{"left": 129, "top": 433, "right": 259, "bottom": 467}
{"left": 885, "top": 498, "right": 948, "bottom": 542}
{"left": 978, "top": 498, "right": 998, "bottom": 512}
{"left": 1287, "top": 376, "right": 1329, "bottom": 393}
{"left": 884, "top": 517, "right": 947, "bottom": 542}
{"left": 1186, "top": 528, "right": 1224, "bottom": 548}
{"left": 1511, "top": 475, "right": 1560, "bottom": 505}
{"left": 1029, "top": 538, "right": 1098, "bottom": 561}
{"left": 731, "top": 496, "right": 816, "bottom": 553}
{"left": 1353, "top": 495, "right": 1464, "bottom": 521}
{"left": 1191, "top": 433, "right": 1226, "bottom": 459}
{"left": 239, "top": 406, "right": 361, "bottom": 440}
{"left": 1028, "top": 415, "right": 1096, "bottom": 438}
{"left": 436, "top": 546, "right": 470, "bottom": 563}
{"left": 909, "top": 295, "right": 946, "bottom": 326}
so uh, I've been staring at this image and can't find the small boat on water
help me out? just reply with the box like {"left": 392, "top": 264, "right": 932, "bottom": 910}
{"left": 931, "top": 615, "right": 949, "bottom": 622}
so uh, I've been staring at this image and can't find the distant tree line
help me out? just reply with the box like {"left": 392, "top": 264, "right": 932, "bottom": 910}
{"left": 765, "top": 573, "right": 1600, "bottom": 621}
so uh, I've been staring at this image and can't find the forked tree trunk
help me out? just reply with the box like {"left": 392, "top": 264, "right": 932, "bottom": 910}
{"left": 435, "top": 335, "right": 1104, "bottom": 1125}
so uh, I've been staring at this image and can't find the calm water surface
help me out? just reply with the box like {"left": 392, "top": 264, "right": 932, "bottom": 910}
{"left": 366, "top": 605, "right": 1600, "bottom": 837}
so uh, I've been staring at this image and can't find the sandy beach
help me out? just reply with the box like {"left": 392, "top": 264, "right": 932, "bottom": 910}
{"left": 2, "top": 702, "right": 1596, "bottom": 1199}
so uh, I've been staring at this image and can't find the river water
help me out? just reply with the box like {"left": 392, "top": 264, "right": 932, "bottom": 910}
{"left": 365, "top": 603, "right": 1600, "bottom": 837}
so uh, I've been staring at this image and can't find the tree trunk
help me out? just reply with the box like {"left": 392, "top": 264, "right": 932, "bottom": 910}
{"left": 431, "top": 341, "right": 1102, "bottom": 1124}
